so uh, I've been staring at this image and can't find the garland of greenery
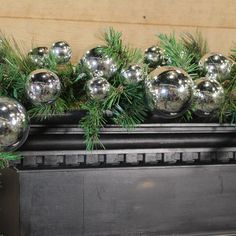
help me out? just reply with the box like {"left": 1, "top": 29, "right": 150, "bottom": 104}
{"left": 0, "top": 27, "right": 236, "bottom": 169}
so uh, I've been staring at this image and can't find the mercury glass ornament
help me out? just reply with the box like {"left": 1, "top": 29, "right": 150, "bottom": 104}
{"left": 145, "top": 66, "right": 193, "bottom": 118}
{"left": 122, "top": 65, "right": 144, "bottom": 83}
{"left": 51, "top": 41, "right": 72, "bottom": 64}
{"left": 193, "top": 78, "right": 224, "bottom": 117}
{"left": 28, "top": 47, "right": 49, "bottom": 67}
{"left": 144, "top": 46, "right": 168, "bottom": 69}
{"left": 87, "top": 77, "right": 111, "bottom": 100}
{"left": 0, "top": 97, "right": 29, "bottom": 151}
{"left": 81, "top": 47, "right": 117, "bottom": 78}
{"left": 199, "top": 52, "right": 233, "bottom": 81}
{"left": 26, "top": 69, "right": 61, "bottom": 105}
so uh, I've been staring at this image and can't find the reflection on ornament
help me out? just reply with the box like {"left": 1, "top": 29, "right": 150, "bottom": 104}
{"left": 145, "top": 66, "right": 193, "bottom": 118}
{"left": 199, "top": 52, "right": 233, "bottom": 81}
{"left": 81, "top": 47, "right": 117, "bottom": 78}
{"left": 87, "top": 77, "right": 111, "bottom": 100}
{"left": 144, "top": 46, "right": 169, "bottom": 70}
{"left": 0, "top": 96, "right": 29, "bottom": 151}
{"left": 26, "top": 69, "right": 61, "bottom": 105}
{"left": 51, "top": 41, "right": 72, "bottom": 64}
{"left": 28, "top": 47, "right": 49, "bottom": 67}
{"left": 122, "top": 65, "right": 144, "bottom": 83}
{"left": 193, "top": 78, "right": 224, "bottom": 117}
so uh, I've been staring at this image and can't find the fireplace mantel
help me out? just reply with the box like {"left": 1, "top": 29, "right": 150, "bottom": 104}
{"left": 16, "top": 121, "right": 236, "bottom": 168}
{"left": 1, "top": 119, "right": 236, "bottom": 236}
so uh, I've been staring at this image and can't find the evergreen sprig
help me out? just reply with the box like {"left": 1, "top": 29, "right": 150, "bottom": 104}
{"left": 111, "top": 82, "right": 148, "bottom": 128}
{"left": 0, "top": 152, "right": 22, "bottom": 169}
{"left": 1, "top": 28, "right": 236, "bottom": 153}
{"left": 78, "top": 28, "right": 148, "bottom": 149}
{"left": 181, "top": 31, "right": 209, "bottom": 66}
{"left": 230, "top": 43, "right": 236, "bottom": 62}
{"left": 101, "top": 28, "right": 143, "bottom": 69}
{"left": 218, "top": 64, "right": 236, "bottom": 124}
{"left": 157, "top": 32, "right": 209, "bottom": 122}
{"left": 158, "top": 33, "right": 198, "bottom": 78}
{"left": 80, "top": 101, "right": 106, "bottom": 150}
{"left": 0, "top": 34, "right": 78, "bottom": 119}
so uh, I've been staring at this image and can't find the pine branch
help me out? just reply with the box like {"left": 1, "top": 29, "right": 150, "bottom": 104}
{"left": 28, "top": 98, "right": 68, "bottom": 120}
{"left": 101, "top": 27, "right": 143, "bottom": 69}
{"left": 0, "top": 35, "right": 31, "bottom": 101}
{"left": 0, "top": 152, "right": 22, "bottom": 169}
{"left": 0, "top": 34, "right": 78, "bottom": 119}
{"left": 181, "top": 31, "right": 209, "bottom": 65}
{"left": 230, "top": 43, "right": 236, "bottom": 62}
{"left": 158, "top": 33, "right": 198, "bottom": 78}
{"left": 79, "top": 28, "right": 148, "bottom": 150}
{"left": 179, "top": 109, "right": 193, "bottom": 122}
{"left": 111, "top": 82, "right": 148, "bottom": 129}
{"left": 218, "top": 64, "right": 236, "bottom": 123}
{"left": 0, "top": 35, "right": 33, "bottom": 74}
{"left": 79, "top": 101, "right": 106, "bottom": 150}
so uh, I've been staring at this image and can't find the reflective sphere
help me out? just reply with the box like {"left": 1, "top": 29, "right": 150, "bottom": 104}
{"left": 193, "top": 78, "right": 224, "bottom": 117}
{"left": 81, "top": 47, "right": 117, "bottom": 78}
{"left": 51, "top": 41, "right": 72, "bottom": 64}
{"left": 122, "top": 65, "right": 144, "bottom": 83}
{"left": 145, "top": 67, "right": 193, "bottom": 118}
{"left": 28, "top": 47, "right": 49, "bottom": 67}
{"left": 26, "top": 69, "right": 61, "bottom": 105}
{"left": 87, "top": 77, "right": 111, "bottom": 100}
{"left": 0, "top": 97, "right": 29, "bottom": 151}
{"left": 144, "top": 46, "right": 168, "bottom": 69}
{"left": 199, "top": 52, "right": 233, "bottom": 81}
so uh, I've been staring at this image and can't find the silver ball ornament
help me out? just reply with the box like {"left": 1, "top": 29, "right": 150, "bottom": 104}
{"left": 28, "top": 47, "right": 49, "bottom": 67}
{"left": 199, "top": 52, "right": 233, "bottom": 81}
{"left": 0, "top": 97, "right": 29, "bottom": 151}
{"left": 122, "top": 65, "right": 144, "bottom": 83}
{"left": 144, "top": 46, "right": 168, "bottom": 69}
{"left": 193, "top": 78, "right": 224, "bottom": 117}
{"left": 81, "top": 47, "right": 117, "bottom": 78}
{"left": 51, "top": 41, "right": 72, "bottom": 64}
{"left": 87, "top": 77, "right": 111, "bottom": 100}
{"left": 26, "top": 69, "right": 61, "bottom": 105}
{"left": 146, "top": 66, "right": 193, "bottom": 118}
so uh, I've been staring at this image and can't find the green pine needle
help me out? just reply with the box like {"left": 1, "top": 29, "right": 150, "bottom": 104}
{"left": 79, "top": 28, "right": 148, "bottom": 150}
{"left": 101, "top": 27, "right": 143, "bottom": 69}
{"left": 0, "top": 152, "right": 22, "bottom": 169}
{"left": 158, "top": 33, "right": 198, "bottom": 78}
{"left": 230, "top": 43, "right": 236, "bottom": 62}
{"left": 28, "top": 98, "right": 68, "bottom": 120}
{"left": 218, "top": 64, "right": 236, "bottom": 124}
{"left": 111, "top": 82, "right": 148, "bottom": 129}
{"left": 181, "top": 31, "right": 209, "bottom": 65}
{"left": 80, "top": 101, "right": 106, "bottom": 150}
{"left": 0, "top": 34, "right": 78, "bottom": 119}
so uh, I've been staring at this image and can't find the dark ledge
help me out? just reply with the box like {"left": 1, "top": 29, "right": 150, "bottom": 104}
{"left": 13, "top": 117, "right": 236, "bottom": 168}
{"left": 2, "top": 113, "right": 236, "bottom": 236}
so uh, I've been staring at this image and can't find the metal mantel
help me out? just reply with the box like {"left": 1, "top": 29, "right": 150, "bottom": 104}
{"left": 15, "top": 122, "right": 236, "bottom": 167}
{"left": 1, "top": 122, "right": 236, "bottom": 236}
